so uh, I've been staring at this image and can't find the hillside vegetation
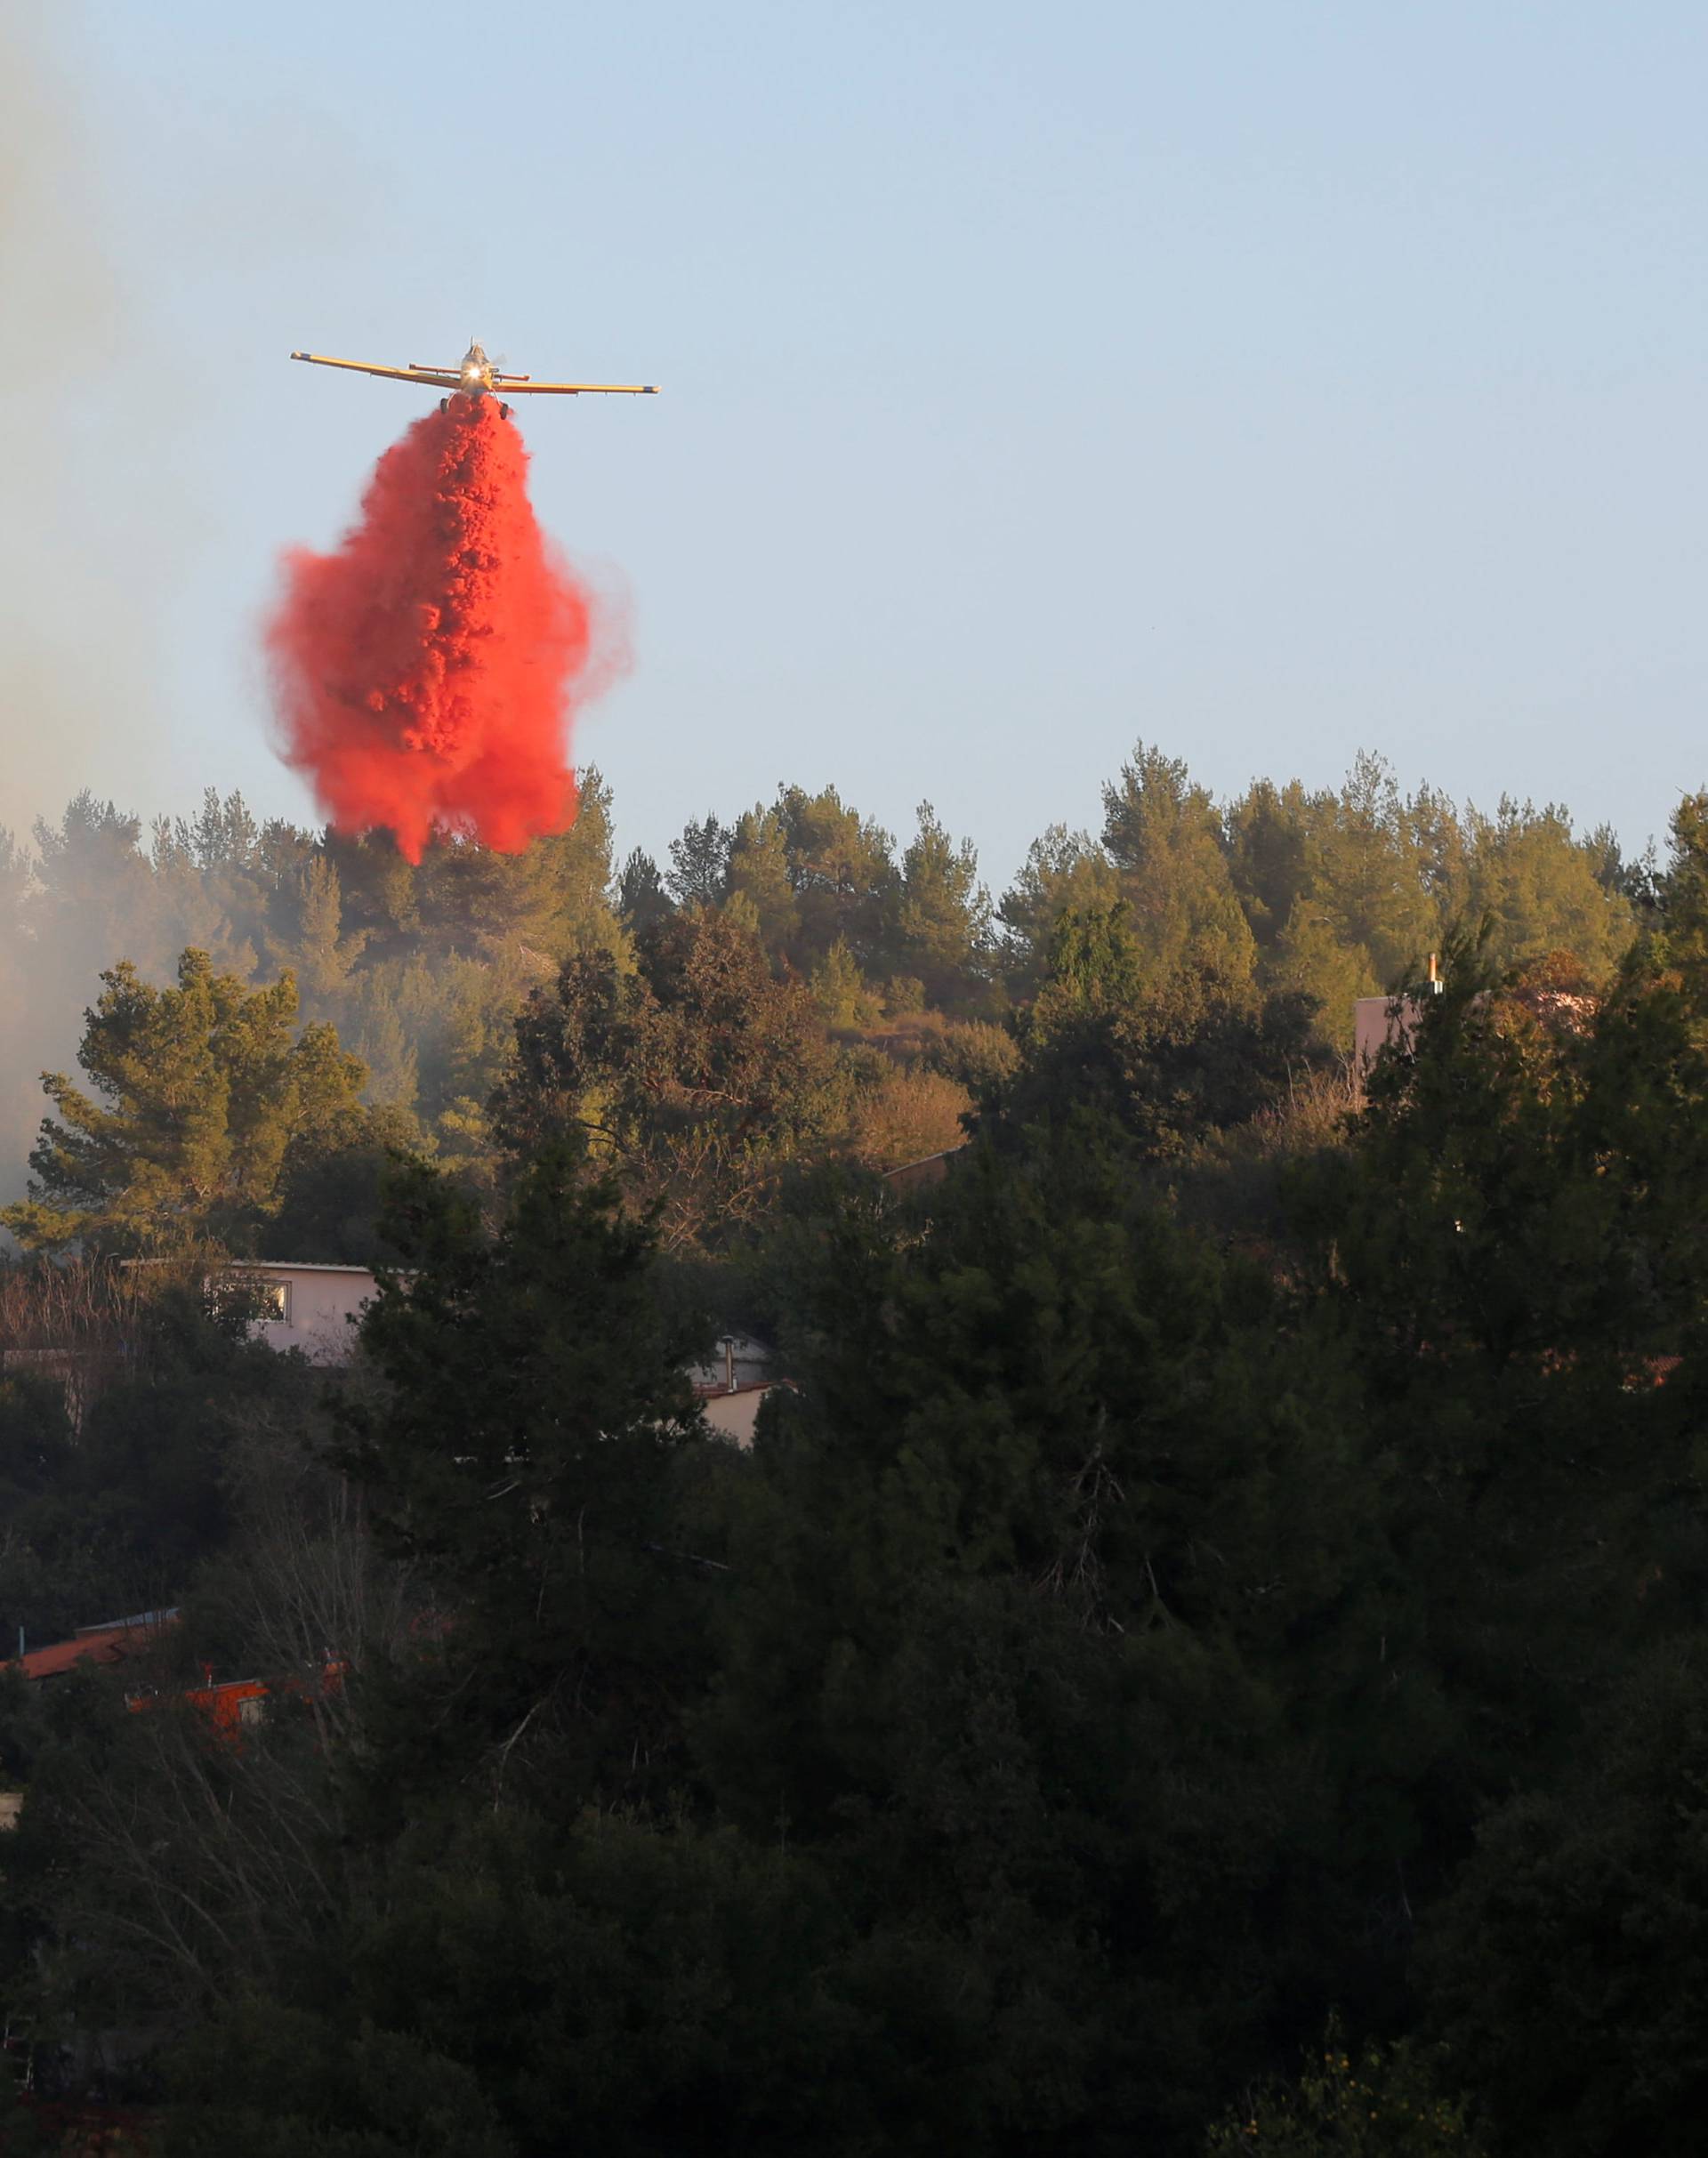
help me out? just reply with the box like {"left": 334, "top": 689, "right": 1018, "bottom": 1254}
{"left": 0, "top": 747, "right": 1693, "bottom": 2158}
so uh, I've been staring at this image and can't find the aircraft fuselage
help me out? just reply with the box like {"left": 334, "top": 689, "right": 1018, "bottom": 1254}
{"left": 446, "top": 342, "right": 496, "bottom": 399}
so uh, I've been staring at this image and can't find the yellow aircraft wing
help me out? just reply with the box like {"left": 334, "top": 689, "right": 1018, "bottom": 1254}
{"left": 503, "top": 380, "right": 661, "bottom": 396}
{"left": 291, "top": 351, "right": 461, "bottom": 388}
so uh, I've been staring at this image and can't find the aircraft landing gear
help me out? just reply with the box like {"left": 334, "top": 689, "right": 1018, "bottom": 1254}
{"left": 499, "top": 401, "right": 512, "bottom": 420}
{"left": 439, "top": 398, "right": 448, "bottom": 414}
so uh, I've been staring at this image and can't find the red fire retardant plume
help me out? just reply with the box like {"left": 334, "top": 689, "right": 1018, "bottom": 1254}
{"left": 267, "top": 401, "right": 607, "bottom": 861}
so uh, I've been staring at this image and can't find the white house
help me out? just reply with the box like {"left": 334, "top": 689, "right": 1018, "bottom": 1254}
{"left": 689, "top": 1333, "right": 784, "bottom": 1447}
{"left": 234, "top": 1260, "right": 379, "bottom": 1365}
{"left": 231, "top": 1278, "right": 789, "bottom": 1437}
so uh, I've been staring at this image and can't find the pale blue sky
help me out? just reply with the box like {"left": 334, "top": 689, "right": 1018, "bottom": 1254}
{"left": 4, "top": 0, "right": 1705, "bottom": 890}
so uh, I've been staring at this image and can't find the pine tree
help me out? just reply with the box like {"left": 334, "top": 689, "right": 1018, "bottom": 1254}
{"left": 493, "top": 910, "right": 847, "bottom": 1251}
{"left": 2, "top": 949, "right": 371, "bottom": 1253}
{"left": 772, "top": 784, "right": 898, "bottom": 972}
{"left": 1100, "top": 742, "right": 1259, "bottom": 1021}
{"left": 996, "top": 821, "right": 1121, "bottom": 994}
{"left": 666, "top": 812, "right": 732, "bottom": 910}
{"left": 338, "top": 1140, "right": 713, "bottom": 1811}
{"left": 724, "top": 803, "right": 801, "bottom": 954}
{"left": 890, "top": 801, "right": 993, "bottom": 1011}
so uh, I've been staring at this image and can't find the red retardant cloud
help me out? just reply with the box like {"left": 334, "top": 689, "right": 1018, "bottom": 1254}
{"left": 267, "top": 400, "right": 611, "bottom": 861}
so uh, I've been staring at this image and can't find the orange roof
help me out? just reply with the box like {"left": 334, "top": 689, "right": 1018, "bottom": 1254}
{"left": 15, "top": 1626, "right": 142, "bottom": 1681}
{"left": 12, "top": 1612, "right": 177, "bottom": 1682}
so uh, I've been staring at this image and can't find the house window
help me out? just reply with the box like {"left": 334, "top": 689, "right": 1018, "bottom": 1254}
{"left": 258, "top": 1281, "right": 291, "bottom": 1324}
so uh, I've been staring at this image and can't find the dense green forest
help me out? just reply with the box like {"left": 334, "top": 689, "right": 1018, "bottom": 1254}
{"left": 0, "top": 745, "right": 1697, "bottom": 2154}
{"left": 0, "top": 745, "right": 1646, "bottom": 1236}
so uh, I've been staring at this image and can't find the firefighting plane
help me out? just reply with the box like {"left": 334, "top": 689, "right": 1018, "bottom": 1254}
{"left": 288, "top": 341, "right": 658, "bottom": 418}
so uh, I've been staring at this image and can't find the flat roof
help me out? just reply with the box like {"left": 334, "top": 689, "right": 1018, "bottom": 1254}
{"left": 123, "top": 1258, "right": 381, "bottom": 1276}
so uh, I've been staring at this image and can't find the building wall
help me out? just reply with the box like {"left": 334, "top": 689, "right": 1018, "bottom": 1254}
{"left": 1354, "top": 994, "right": 1428, "bottom": 1070}
{"left": 701, "top": 1386, "right": 775, "bottom": 1447}
{"left": 244, "top": 1264, "right": 377, "bottom": 1365}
